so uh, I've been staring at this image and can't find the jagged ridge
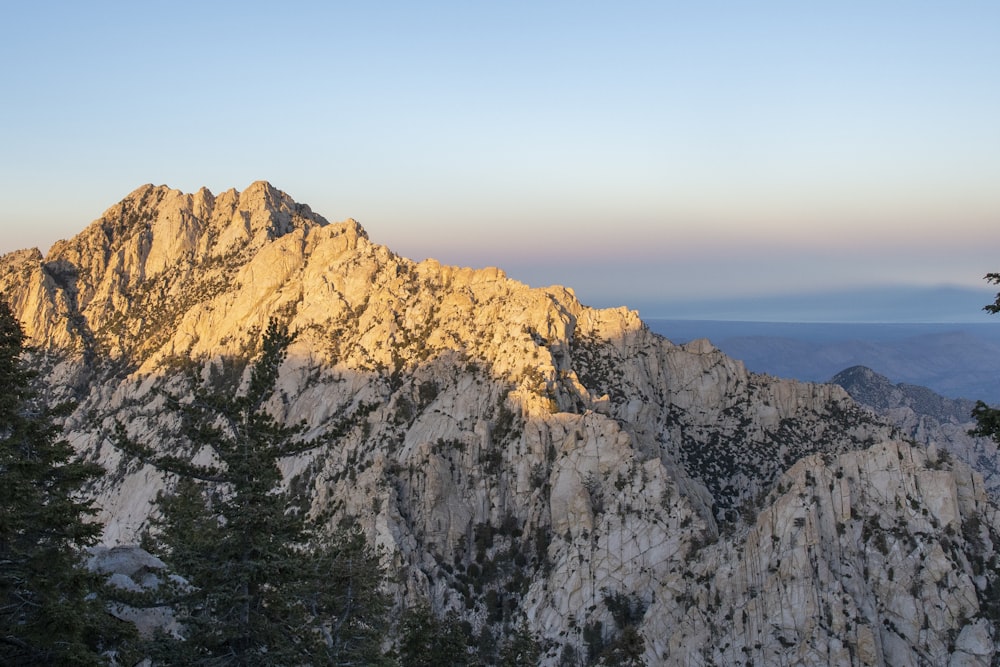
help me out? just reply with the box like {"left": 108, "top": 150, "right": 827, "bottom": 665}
{"left": 2, "top": 182, "right": 998, "bottom": 665}
{"left": 834, "top": 365, "right": 1000, "bottom": 501}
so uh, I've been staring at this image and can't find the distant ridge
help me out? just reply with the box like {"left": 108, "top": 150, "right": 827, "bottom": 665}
{"left": 648, "top": 319, "right": 1000, "bottom": 403}
{"left": 832, "top": 365, "right": 978, "bottom": 423}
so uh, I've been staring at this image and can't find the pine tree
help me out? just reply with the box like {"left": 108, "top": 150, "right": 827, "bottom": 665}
{"left": 971, "top": 273, "right": 1000, "bottom": 443}
{"left": 0, "top": 299, "right": 129, "bottom": 665}
{"left": 596, "top": 625, "right": 646, "bottom": 666}
{"left": 398, "top": 604, "right": 471, "bottom": 666}
{"left": 116, "top": 319, "right": 389, "bottom": 665}
{"left": 497, "top": 619, "right": 542, "bottom": 666}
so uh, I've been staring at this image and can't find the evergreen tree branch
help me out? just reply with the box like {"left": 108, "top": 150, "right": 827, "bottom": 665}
{"left": 108, "top": 421, "right": 227, "bottom": 483}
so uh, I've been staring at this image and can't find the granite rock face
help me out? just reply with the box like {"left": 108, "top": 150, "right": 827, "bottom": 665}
{"left": 834, "top": 365, "right": 1000, "bottom": 501}
{"left": 3, "top": 183, "right": 998, "bottom": 665}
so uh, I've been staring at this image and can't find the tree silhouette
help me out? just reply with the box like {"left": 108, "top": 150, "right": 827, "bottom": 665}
{"left": 971, "top": 273, "right": 1000, "bottom": 444}
{"left": 116, "top": 320, "right": 389, "bottom": 665}
{"left": 0, "top": 299, "right": 132, "bottom": 665}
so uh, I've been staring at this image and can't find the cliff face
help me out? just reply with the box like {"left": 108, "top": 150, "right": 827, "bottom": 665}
{"left": 834, "top": 365, "right": 1000, "bottom": 501}
{"left": 2, "top": 182, "right": 998, "bottom": 665}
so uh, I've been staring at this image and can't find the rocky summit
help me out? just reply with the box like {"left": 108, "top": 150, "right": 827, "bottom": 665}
{"left": 2, "top": 182, "right": 998, "bottom": 665}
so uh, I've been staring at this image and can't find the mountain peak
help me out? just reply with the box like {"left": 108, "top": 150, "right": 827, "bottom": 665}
{"left": 0, "top": 182, "right": 340, "bottom": 353}
{"left": 241, "top": 179, "right": 284, "bottom": 200}
{"left": 45, "top": 180, "right": 331, "bottom": 266}
{"left": 833, "top": 364, "right": 978, "bottom": 423}
{"left": 3, "top": 184, "right": 1000, "bottom": 664}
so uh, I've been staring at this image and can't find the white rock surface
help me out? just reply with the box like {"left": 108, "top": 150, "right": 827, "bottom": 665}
{"left": 3, "top": 182, "right": 998, "bottom": 665}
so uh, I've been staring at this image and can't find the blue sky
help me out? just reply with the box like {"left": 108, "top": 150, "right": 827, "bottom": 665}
{"left": 1, "top": 1, "right": 998, "bottom": 321}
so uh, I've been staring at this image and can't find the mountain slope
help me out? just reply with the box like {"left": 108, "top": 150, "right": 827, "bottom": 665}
{"left": 834, "top": 365, "right": 1000, "bottom": 500}
{"left": 2, "top": 182, "right": 998, "bottom": 665}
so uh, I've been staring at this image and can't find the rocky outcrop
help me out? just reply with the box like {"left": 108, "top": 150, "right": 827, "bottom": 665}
{"left": 834, "top": 365, "right": 1000, "bottom": 500}
{"left": 665, "top": 439, "right": 1000, "bottom": 666}
{"left": 88, "top": 546, "right": 179, "bottom": 638}
{"left": 3, "top": 183, "right": 997, "bottom": 665}
{"left": 0, "top": 181, "right": 329, "bottom": 361}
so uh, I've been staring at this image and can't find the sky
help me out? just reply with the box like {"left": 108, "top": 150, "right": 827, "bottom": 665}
{"left": 1, "top": 1, "right": 998, "bottom": 321}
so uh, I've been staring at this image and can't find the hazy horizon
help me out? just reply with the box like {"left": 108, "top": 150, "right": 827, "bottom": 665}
{"left": 624, "top": 284, "right": 1000, "bottom": 324}
{"left": 0, "top": 185, "right": 995, "bottom": 324}
{"left": 2, "top": 3, "right": 997, "bottom": 321}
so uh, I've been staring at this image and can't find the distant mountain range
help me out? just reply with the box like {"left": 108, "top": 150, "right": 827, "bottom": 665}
{"left": 648, "top": 319, "right": 1000, "bottom": 404}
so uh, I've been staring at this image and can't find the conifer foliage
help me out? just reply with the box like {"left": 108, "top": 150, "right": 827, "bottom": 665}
{"left": 0, "top": 299, "right": 125, "bottom": 665}
{"left": 116, "top": 320, "right": 389, "bottom": 665}
{"left": 398, "top": 604, "right": 471, "bottom": 666}
{"left": 971, "top": 273, "right": 1000, "bottom": 444}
